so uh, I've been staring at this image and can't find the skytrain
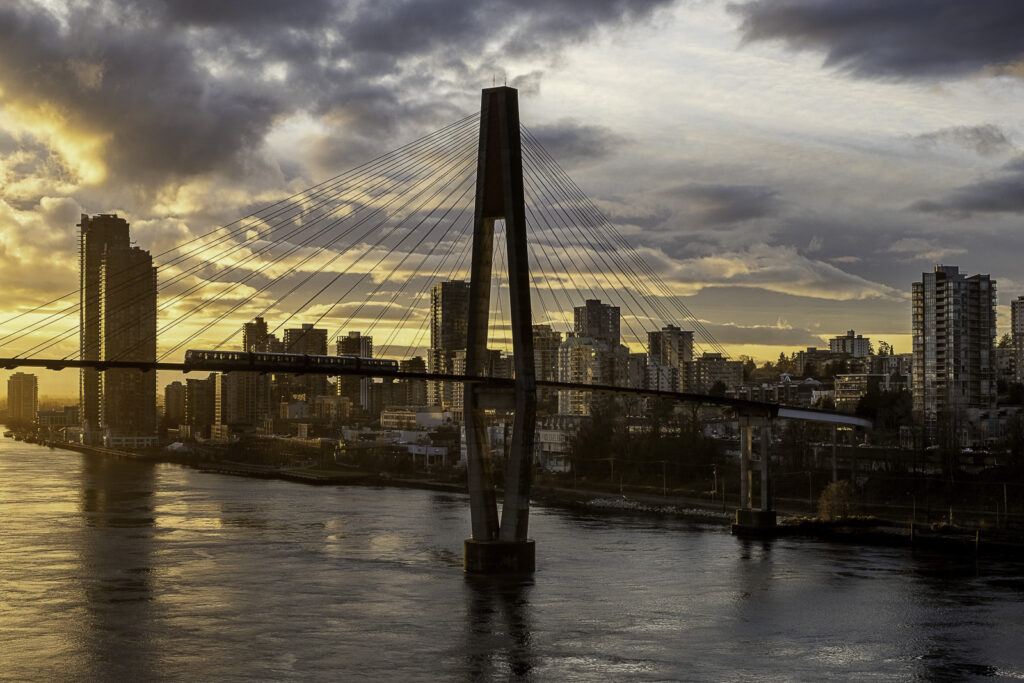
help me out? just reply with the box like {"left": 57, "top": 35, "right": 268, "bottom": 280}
{"left": 184, "top": 349, "right": 398, "bottom": 373}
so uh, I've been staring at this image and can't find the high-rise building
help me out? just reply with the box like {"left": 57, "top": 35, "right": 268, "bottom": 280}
{"left": 7, "top": 372, "right": 38, "bottom": 423}
{"left": 532, "top": 324, "right": 562, "bottom": 382}
{"left": 912, "top": 265, "right": 996, "bottom": 439}
{"left": 284, "top": 323, "right": 329, "bottom": 402}
{"left": 164, "top": 381, "right": 186, "bottom": 425}
{"left": 557, "top": 333, "right": 629, "bottom": 415}
{"left": 428, "top": 280, "right": 470, "bottom": 408}
{"left": 185, "top": 374, "right": 217, "bottom": 438}
{"left": 243, "top": 316, "right": 282, "bottom": 352}
{"left": 78, "top": 213, "right": 157, "bottom": 445}
{"left": 829, "top": 330, "right": 872, "bottom": 358}
{"left": 1012, "top": 296, "right": 1024, "bottom": 384}
{"left": 398, "top": 356, "right": 428, "bottom": 406}
{"left": 337, "top": 331, "right": 373, "bottom": 410}
{"left": 691, "top": 352, "right": 744, "bottom": 393}
{"left": 647, "top": 325, "right": 694, "bottom": 391}
{"left": 574, "top": 299, "right": 620, "bottom": 347}
{"left": 237, "top": 317, "right": 279, "bottom": 430}
{"left": 337, "top": 330, "right": 372, "bottom": 358}
{"left": 217, "top": 371, "right": 263, "bottom": 429}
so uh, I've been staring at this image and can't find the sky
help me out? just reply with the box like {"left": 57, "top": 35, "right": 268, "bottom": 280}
{"left": 2, "top": 0, "right": 1024, "bottom": 398}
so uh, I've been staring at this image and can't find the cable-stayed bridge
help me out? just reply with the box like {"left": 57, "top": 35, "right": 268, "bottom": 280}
{"left": 0, "top": 87, "right": 868, "bottom": 573}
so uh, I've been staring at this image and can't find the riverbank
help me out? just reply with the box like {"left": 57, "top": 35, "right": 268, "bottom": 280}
{"left": 14, "top": 433, "right": 1024, "bottom": 558}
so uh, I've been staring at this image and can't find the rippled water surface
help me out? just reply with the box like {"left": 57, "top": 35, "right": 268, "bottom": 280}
{"left": 2, "top": 437, "right": 1023, "bottom": 681}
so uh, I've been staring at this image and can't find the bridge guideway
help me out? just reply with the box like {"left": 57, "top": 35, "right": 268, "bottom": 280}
{"left": 0, "top": 86, "right": 876, "bottom": 573}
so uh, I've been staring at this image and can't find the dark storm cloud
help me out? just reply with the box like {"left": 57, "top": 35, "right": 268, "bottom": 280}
{"left": 912, "top": 125, "right": 1016, "bottom": 157}
{"left": 913, "top": 155, "right": 1024, "bottom": 215}
{"left": 527, "top": 120, "right": 626, "bottom": 167}
{"left": 732, "top": 0, "right": 1024, "bottom": 79}
{"left": 700, "top": 321, "right": 822, "bottom": 347}
{"left": 661, "top": 184, "right": 779, "bottom": 226}
{"left": 0, "top": 0, "right": 672, "bottom": 192}
{"left": 0, "top": 2, "right": 281, "bottom": 185}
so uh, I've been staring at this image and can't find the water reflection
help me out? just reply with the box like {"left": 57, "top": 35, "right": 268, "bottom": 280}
{"left": 735, "top": 538, "right": 774, "bottom": 602}
{"left": 78, "top": 454, "right": 158, "bottom": 679}
{"left": 907, "top": 551, "right": 1001, "bottom": 680}
{"left": 462, "top": 576, "right": 536, "bottom": 680}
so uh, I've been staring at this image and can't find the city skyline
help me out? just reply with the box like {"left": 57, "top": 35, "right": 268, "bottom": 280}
{"left": 3, "top": 1, "right": 1024, "bottom": 397}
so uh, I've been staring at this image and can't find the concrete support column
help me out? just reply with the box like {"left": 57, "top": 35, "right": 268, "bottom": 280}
{"left": 732, "top": 411, "right": 776, "bottom": 535}
{"left": 760, "top": 421, "right": 772, "bottom": 511}
{"left": 739, "top": 419, "right": 750, "bottom": 509}
{"left": 462, "top": 86, "right": 536, "bottom": 574}
{"left": 831, "top": 426, "right": 838, "bottom": 483}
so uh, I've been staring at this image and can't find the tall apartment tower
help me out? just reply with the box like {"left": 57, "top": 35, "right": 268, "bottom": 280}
{"left": 337, "top": 331, "right": 372, "bottom": 358}
{"left": 284, "top": 323, "right": 329, "bottom": 402}
{"left": 532, "top": 324, "right": 563, "bottom": 382}
{"left": 1012, "top": 297, "right": 1024, "bottom": 384}
{"left": 428, "top": 280, "right": 470, "bottom": 407}
{"left": 7, "top": 372, "right": 38, "bottom": 423}
{"left": 647, "top": 324, "right": 694, "bottom": 391}
{"left": 912, "top": 265, "right": 996, "bottom": 439}
{"left": 337, "top": 331, "right": 373, "bottom": 409}
{"left": 829, "top": 330, "right": 872, "bottom": 358}
{"left": 163, "top": 380, "right": 186, "bottom": 425}
{"left": 574, "top": 299, "right": 620, "bottom": 346}
{"left": 398, "top": 356, "right": 428, "bottom": 406}
{"left": 218, "top": 317, "right": 280, "bottom": 432}
{"left": 79, "top": 213, "right": 157, "bottom": 445}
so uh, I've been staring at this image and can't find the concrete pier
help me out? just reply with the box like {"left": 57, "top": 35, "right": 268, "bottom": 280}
{"left": 463, "top": 86, "right": 538, "bottom": 574}
{"left": 464, "top": 539, "right": 536, "bottom": 574}
{"left": 732, "top": 413, "right": 777, "bottom": 535}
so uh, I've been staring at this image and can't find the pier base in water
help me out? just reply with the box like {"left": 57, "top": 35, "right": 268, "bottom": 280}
{"left": 464, "top": 539, "right": 535, "bottom": 574}
{"left": 731, "top": 508, "right": 777, "bottom": 536}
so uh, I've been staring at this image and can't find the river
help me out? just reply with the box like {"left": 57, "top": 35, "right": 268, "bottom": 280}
{"left": 1, "top": 435, "right": 1023, "bottom": 681}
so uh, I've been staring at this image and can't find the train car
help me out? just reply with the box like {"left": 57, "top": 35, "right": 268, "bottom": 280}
{"left": 184, "top": 349, "right": 398, "bottom": 374}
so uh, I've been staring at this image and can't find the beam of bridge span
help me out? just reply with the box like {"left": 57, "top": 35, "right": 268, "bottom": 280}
{"left": 0, "top": 355, "right": 871, "bottom": 428}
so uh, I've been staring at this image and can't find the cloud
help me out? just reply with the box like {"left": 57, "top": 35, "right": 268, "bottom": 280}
{"left": 887, "top": 237, "right": 966, "bottom": 262}
{"left": 659, "top": 183, "right": 780, "bottom": 227}
{"left": 655, "top": 243, "right": 901, "bottom": 301}
{"left": 525, "top": 119, "right": 626, "bottom": 168}
{"left": 912, "top": 155, "right": 1024, "bottom": 215}
{"left": 699, "top": 320, "right": 823, "bottom": 347}
{"left": 0, "top": 0, "right": 674, "bottom": 195}
{"left": 732, "top": 0, "right": 1024, "bottom": 80}
{"left": 911, "top": 124, "right": 1016, "bottom": 157}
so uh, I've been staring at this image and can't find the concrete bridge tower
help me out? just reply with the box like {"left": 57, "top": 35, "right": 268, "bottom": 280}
{"left": 463, "top": 86, "right": 538, "bottom": 574}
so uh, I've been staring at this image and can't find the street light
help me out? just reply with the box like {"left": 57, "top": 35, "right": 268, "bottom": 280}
{"left": 807, "top": 471, "right": 814, "bottom": 513}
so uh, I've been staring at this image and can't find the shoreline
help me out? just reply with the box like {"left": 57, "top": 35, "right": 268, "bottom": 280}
{"left": 11, "top": 434, "right": 1024, "bottom": 559}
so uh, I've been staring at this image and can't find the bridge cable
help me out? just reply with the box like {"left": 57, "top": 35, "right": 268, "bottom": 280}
{"left": 156, "top": 130, "right": 481, "bottom": 360}
{"left": 12, "top": 115, "right": 482, "bottom": 359}
{"left": 521, "top": 152, "right": 658, "bottom": 353}
{"left": 375, "top": 210, "right": 475, "bottom": 358}
{"left": 521, "top": 125, "right": 729, "bottom": 357}
{"left": 0, "top": 113, "right": 480, "bottom": 351}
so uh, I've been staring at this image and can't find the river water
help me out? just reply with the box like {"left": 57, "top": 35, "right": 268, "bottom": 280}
{"left": 2, "top": 436, "right": 1023, "bottom": 681}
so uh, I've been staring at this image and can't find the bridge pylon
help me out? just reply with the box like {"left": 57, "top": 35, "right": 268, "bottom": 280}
{"left": 731, "top": 412, "right": 777, "bottom": 534}
{"left": 463, "top": 86, "right": 538, "bottom": 574}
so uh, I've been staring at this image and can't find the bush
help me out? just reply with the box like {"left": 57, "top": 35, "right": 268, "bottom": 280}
{"left": 818, "top": 480, "right": 854, "bottom": 520}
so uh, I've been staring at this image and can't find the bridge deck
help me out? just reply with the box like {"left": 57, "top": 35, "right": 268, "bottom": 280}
{"left": 0, "top": 356, "right": 872, "bottom": 427}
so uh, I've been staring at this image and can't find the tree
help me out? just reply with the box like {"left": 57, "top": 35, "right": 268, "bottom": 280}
{"left": 818, "top": 480, "right": 854, "bottom": 520}
{"left": 998, "top": 333, "right": 1013, "bottom": 349}
{"left": 856, "top": 388, "right": 912, "bottom": 432}
{"left": 708, "top": 380, "right": 728, "bottom": 397}
{"left": 813, "top": 395, "right": 835, "bottom": 410}
{"left": 877, "top": 340, "right": 892, "bottom": 356}
{"left": 740, "top": 355, "right": 757, "bottom": 382}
